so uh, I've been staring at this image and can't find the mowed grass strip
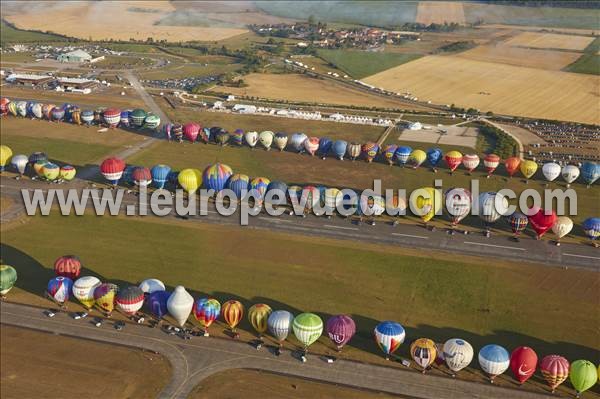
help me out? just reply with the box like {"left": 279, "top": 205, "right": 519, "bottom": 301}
{"left": 316, "top": 49, "right": 422, "bottom": 79}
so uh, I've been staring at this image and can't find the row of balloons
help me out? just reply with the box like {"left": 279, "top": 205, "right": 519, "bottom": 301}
{"left": 0, "top": 260, "right": 598, "bottom": 395}
{"left": 0, "top": 147, "right": 77, "bottom": 182}
{"left": 99, "top": 159, "right": 600, "bottom": 244}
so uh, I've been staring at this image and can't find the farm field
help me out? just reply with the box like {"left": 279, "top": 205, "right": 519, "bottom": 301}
{"left": 455, "top": 45, "right": 581, "bottom": 71}
{"left": 212, "top": 73, "right": 427, "bottom": 110}
{"left": 189, "top": 369, "right": 399, "bottom": 399}
{"left": 415, "top": 1, "right": 466, "bottom": 25}
{"left": 0, "top": 325, "right": 170, "bottom": 399}
{"left": 139, "top": 62, "right": 242, "bottom": 80}
{"left": 565, "top": 54, "right": 600, "bottom": 76}
{"left": 316, "top": 49, "right": 422, "bottom": 79}
{"left": 363, "top": 55, "right": 600, "bottom": 125}
{"left": 503, "top": 32, "right": 594, "bottom": 51}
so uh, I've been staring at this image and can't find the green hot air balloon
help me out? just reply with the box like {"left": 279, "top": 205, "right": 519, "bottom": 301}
{"left": 293, "top": 313, "right": 323, "bottom": 352}
{"left": 0, "top": 265, "right": 17, "bottom": 297}
{"left": 570, "top": 360, "right": 598, "bottom": 395}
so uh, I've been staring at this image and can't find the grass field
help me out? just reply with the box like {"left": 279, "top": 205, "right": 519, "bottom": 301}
{"left": 0, "top": 19, "right": 68, "bottom": 45}
{"left": 503, "top": 32, "right": 594, "bottom": 51}
{"left": 0, "top": 325, "right": 170, "bottom": 399}
{"left": 363, "top": 55, "right": 600, "bottom": 125}
{"left": 316, "top": 49, "right": 422, "bottom": 79}
{"left": 189, "top": 369, "right": 399, "bottom": 399}
{"left": 565, "top": 54, "right": 600, "bottom": 76}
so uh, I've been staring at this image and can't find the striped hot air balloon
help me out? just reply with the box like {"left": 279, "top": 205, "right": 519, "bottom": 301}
{"left": 203, "top": 163, "right": 233, "bottom": 193}
{"left": 540, "top": 355, "right": 570, "bottom": 392}
{"left": 132, "top": 166, "right": 152, "bottom": 187}
{"left": 249, "top": 177, "right": 270, "bottom": 205}
{"left": 71, "top": 107, "right": 81, "bottom": 125}
{"left": 116, "top": 286, "right": 145, "bottom": 316}
{"left": 226, "top": 174, "right": 250, "bottom": 199}
{"left": 293, "top": 313, "right": 323, "bottom": 351}
{"left": 508, "top": 212, "right": 528, "bottom": 240}
{"left": 144, "top": 114, "right": 160, "bottom": 130}
{"left": 479, "top": 344, "right": 510, "bottom": 382}
{"left": 94, "top": 282, "right": 119, "bottom": 315}
{"left": 268, "top": 310, "right": 294, "bottom": 345}
{"left": 231, "top": 129, "right": 244, "bottom": 146}
{"left": 103, "top": 108, "right": 121, "bottom": 128}
{"left": 383, "top": 144, "right": 398, "bottom": 165}
{"left": 444, "top": 150, "right": 463, "bottom": 173}
{"left": 347, "top": 142, "right": 361, "bottom": 161}
{"left": 130, "top": 109, "right": 147, "bottom": 128}
{"left": 81, "top": 110, "right": 94, "bottom": 125}
{"left": 172, "top": 124, "right": 183, "bottom": 142}
{"left": 151, "top": 164, "right": 171, "bottom": 189}
{"left": 248, "top": 304, "right": 272, "bottom": 338}
{"left": 484, "top": 154, "right": 500, "bottom": 177}
{"left": 462, "top": 154, "right": 480, "bottom": 174}
{"left": 72, "top": 276, "right": 101, "bottom": 309}
{"left": 290, "top": 133, "right": 307, "bottom": 153}
{"left": 319, "top": 137, "right": 333, "bottom": 159}
{"left": 162, "top": 122, "right": 173, "bottom": 140}
{"left": 51, "top": 107, "right": 65, "bottom": 122}
{"left": 183, "top": 122, "right": 200, "bottom": 143}
{"left": 42, "top": 163, "right": 60, "bottom": 181}
{"left": 100, "top": 158, "right": 126, "bottom": 186}
{"left": 222, "top": 300, "right": 244, "bottom": 333}
{"left": 395, "top": 146, "right": 412, "bottom": 166}
{"left": 120, "top": 110, "right": 131, "bottom": 127}
{"left": 332, "top": 140, "right": 347, "bottom": 160}
{"left": 273, "top": 132, "right": 288, "bottom": 151}
{"left": 0, "top": 265, "right": 17, "bottom": 297}
{"left": 408, "top": 149, "right": 426, "bottom": 169}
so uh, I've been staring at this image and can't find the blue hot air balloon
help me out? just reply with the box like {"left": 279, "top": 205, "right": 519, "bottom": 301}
{"left": 478, "top": 344, "right": 510, "bottom": 382}
{"left": 427, "top": 148, "right": 443, "bottom": 170}
{"left": 226, "top": 174, "right": 250, "bottom": 199}
{"left": 267, "top": 181, "right": 288, "bottom": 206}
{"left": 395, "top": 146, "right": 412, "bottom": 166}
{"left": 319, "top": 137, "right": 333, "bottom": 159}
{"left": 203, "top": 163, "right": 233, "bottom": 193}
{"left": 332, "top": 140, "right": 348, "bottom": 160}
{"left": 26, "top": 102, "right": 35, "bottom": 118}
{"left": 81, "top": 110, "right": 95, "bottom": 125}
{"left": 167, "top": 171, "right": 180, "bottom": 188}
{"left": 147, "top": 290, "right": 171, "bottom": 319}
{"left": 151, "top": 164, "right": 171, "bottom": 189}
{"left": 120, "top": 110, "right": 131, "bottom": 127}
{"left": 290, "top": 133, "right": 308, "bottom": 153}
{"left": 581, "top": 162, "right": 599, "bottom": 187}
{"left": 374, "top": 321, "right": 405, "bottom": 358}
{"left": 582, "top": 217, "right": 600, "bottom": 245}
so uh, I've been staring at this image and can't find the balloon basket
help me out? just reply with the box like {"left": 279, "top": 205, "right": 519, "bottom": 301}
{"left": 203, "top": 331, "right": 209, "bottom": 337}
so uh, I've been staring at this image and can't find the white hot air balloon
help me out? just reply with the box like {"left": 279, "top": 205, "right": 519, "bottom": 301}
{"left": 167, "top": 285, "right": 194, "bottom": 327}
{"left": 139, "top": 278, "right": 166, "bottom": 294}
{"left": 324, "top": 188, "right": 342, "bottom": 215}
{"left": 290, "top": 133, "right": 308, "bottom": 153}
{"left": 32, "top": 103, "right": 43, "bottom": 119}
{"left": 443, "top": 338, "right": 474, "bottom": 376}
{"left": 10, "top": 154, "right": 28, "bottom": 177}
{"left": 478, "top": 192, "right": 509, "bottom": 236}
{"left": 462, "top": 154, "right": 480, "bottom": 174}
{"left": 274, "top": 133, "right": 288, "bottom": 151}
{"left": 244, "top": 131, "right": 258, "bottom": 148}
{"left": 561, "top": 165, "right": 580, "bottom": 187}
{"left": 72, "top": 276, "right": 101, "bottom": 309}
{"left": 551, "top": 216, "right": 573, "bottom": 246}
{"left": 267, "top": 310, "right": 295, "bottom": 346}
{"left": 258, "top": 131, "right": 274, "bottom": 151}
{"left": 542, "top": 162, "right": 561, "bottom": 183}
{"left": 359, "top": 194, "right": 386, "bottom": 217}
{"left": 478, "top": 344, "right": 510, "bottom": 383}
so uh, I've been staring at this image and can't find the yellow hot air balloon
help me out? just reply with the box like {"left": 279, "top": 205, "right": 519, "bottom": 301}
{"left": 0, "top": 145, "right": 12, "bottom": 171}
{"left": 410, "top": 338, "right": 437, "bottom": 372}
{"left": 520, "top": 160, "right": 538, "bottom": 182}
{"left": 42, "top": 163, "right": 60, "bottom": 181}
{"left": 33, "top": 160, "right": 47, "bottom": 177}
{"left": 248, "top": 303, "right": 272, "bottom": 338}
{"left": 408, "top": 149, "right": 427, "bottom": 169}
{"left": 59, "top": 165, "right": 77, "bottom": 181}
{"left": 93, "top": 283, "right": 118, "bottom": 315}
{"left": 178, "top": 168, "right": 202, "bottom": 194}
{"left": 410, "top": 187, "right": 442, "bottom": 224}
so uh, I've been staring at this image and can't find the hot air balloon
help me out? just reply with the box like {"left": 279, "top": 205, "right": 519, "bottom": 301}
{"left": 167, "top": 286, "right": 194, "bottom": 327}
{"left": 381, "top": 144, "right": 398, "bottom": 166}
{"left": 130, "top": 109, "right": 147, "bottom": 128}
{"left": 408, "top": 149, "right": 426, "bottom": 169}
{"left": 248, "top": 303, "right": 272, "bottom": 338}
{"left": 319, "top": 137, "right": 333, "bottom": 159}
{"left": 244, "top": 131, "right": 258, "bottom": 148}
{"left": 249, "top": 177, "right": 270, "bottom": 205}
{"left": 443, "top": 338, "right": 473, "bottom": 376}
{"left": 81, "top": 109, "right": 94, "bottom": 125}
{"left": 42, "top": 163, "right": 60, "bottom": 181}
{"left": 290, "top": 133, "right": 308, "bottom": 153}
{"left": 10, "top": 154, "right": 28, "bottom": 177}
{"left": 200, "top": 127, "right": 211, "bottom": 144}
{"left": 478, "top": 192, "right": 509, "bottom": 236}
{"left": 542, "top": 162, "right": 561, "bottom": 183}
{"left": 162, "top": 122, "right": 173, "bottom": 140}
{"left": 510, "top": 346, "right": 538, "bottom": 384}
{"left": 374, "top": 321, "right": 405, "bottom": 359}
{"left": 122, "top": 165, "right": 136, "bottom": 185}
{"left": 362, "top": 142, "right": 380, "bottom": 163}
{"left": 16, "top": 101, "right": 27, "bottom": 117}
{"left": 293, "top": 313, "right": 323, "bottom": 352}
{"left": 520, "top": 159, "right": 538, "bottom": 183}
{"left": 570, "top": 360, "right": 598, "bottom": 396}
{"left": 183, "top": 122, "right": 200, "bottom": 143}
{"left": 359, "top": 194, "right": 385, "bottom": 219}
{"left": 273, "top": 132, "right": 288, "bottom": 151}
{"left": 193, "top": 297, "right": 221, "bottom": 335}
{"left": 323, "top": 188, "right": 342, "bottom": 215}
{"left": 0, "top": 265, "right": 17, "bottom": 297}
{"left": 326, "top": 315, "right": 355, "bottom": 351}
{"left": 259, "top": 130, "right": 274, "bottom": 150}
{"left": 529, "top": 207, "right": 557, "bottom": 239}
{"left": 411, "top": 187, "right": 442, "bottom": 226}
{"left": 298, "top": 185, "right": 320, "bottom": 215}
{"left": 120, "top": 110, "right": 131, "bottom": 127}
{"left": 268, "top": 310, "right": 294, "bottom": 347}
{"left": 265, "top": 181, "right": 288, "bottom": 209}
{"left": 216, "top": 129, "right": 230, "bottom": 146}
{"left": 508, "top": 212, "right": 528, "bottom": 241}
{"left": 59, "top": 165, "right": 76, "bottom": 181}
{"left": 444, "top": 150, "right": 462, "bottom": 174}
{"left": 227, "top": 174, "right": 250, "bottom": 200}
{"left": 410, "top": 338, "right": 437, "bottom": 372}
{"left": 33, "top": 160, "right": 47, "bottom": 178}
{"left": 100, "top": 157, "right": 126, "bottom": 186}
{"left": 426, "top": 148, "right": 443, "bottom": 171}
{"left": 0, "top": 97, "right": 9, "bottom": 116}
{"left": 222, "top": 300, "right": 244, "bottom": 334}
{"left": 54, "top": 255, "right": 82, "bottom": 280}
{"left": 232, "top": 129, "right": 244, "bottom": 146}
{"left": 147, "top": 290, "right": 170, "bottom": 320}
{"left": 7, "top": 101, "right": 18, "bottom": 117}
{"left": 582, "top": 217, "right": 600, "bottom": 247}
{"left": 304, "top": 137, "right": 320, "bottom": 156}
{"left": 72, "top": 276, "right": 101, "bottom": 309}
{"left": 47, "top": 276, "right": 73, "bottom": 306}
{"left": 139, "top": 278, "right": 165, "bottom": 294}
{"left": 116, "top": 286, "right": 145, "bottom": 316}
{"left": 462, "top": 154, "right": 480, "bottom": 174}
{"left": 347, "top": 142, "right": 362, "bottom": 161}
{"left": 540, "top": 355, "right": 570, "bottom": 393}
{"left": 178, "top": 168, "right": 202, "bottom": 194}
{"left": 561, "top": 164, "right": 580, "bottom": 187}
{"left": 445, "top": 188, "right": 471, "bottom": 231}
{"left": 332, "top": 140, "right": 348, "bottom": 160}
{"left": 103, "top": 108, "right": 121, "bottom": 128}
{"left": 0, "top": 145, "right": 12, "bottom": 172}
{"left": 93, "top": 282, "right": 119, "bottom": 315}
{"left": 581, "top": 162, "right": 599, "bottom": 187}
{"left": 144, "top": 114, "right": 160, "bottom": 130}
{"left": 551, "top": 216, "right": 573, "bottom": 246}
{"left": 203, "top": 163, "right": 233, "bottom": 193}
{"left": 172, "top": 124, "right": 183, "bottom": 142}
{"left": 51, "top": 107, "right": 65, "bottom": 122}
{"left": 29, "top": 152, "right": 48, "bottom": 167}
{"left": 151, "top": 164, "right": 171, "bottom": 190}
{"left": 504, "top": 157, "right": 521, "bottom": 178}
{"left": 32, "top": 103, "right": 43, "bottom": 119}
{"left": 478, "top": 344, "right": 510, "bottom": 383}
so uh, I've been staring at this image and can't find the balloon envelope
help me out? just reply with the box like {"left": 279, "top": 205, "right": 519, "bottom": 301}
{"left": 72, "top": 276, "right": 101, "bottom": 309}
{"left": 54, "top": 255, "right": 82, "bottom": 280}
{"left": 445, "top": 188, "right": 471, "bottom": 226}
{"left": 139, "top": 278, "right": 166, "bottom": 294}
{"left": 11, "top": 154, "right": 28, "bottom": 175}
{"left": 581, "top": 162, "right": 599, "bottom": 186}
{"left": 374, "top": 321, "right": 405, "bottom": 356}
{"left": 510, "top": 346, "right": 538, "bottom": 384}
{"left": 116, "top": 286, "right": 144, "bottom": 315}
{"left": 411, "top": 187, "right": 442, "bottom": 223}
{"left": 203, "top": 163, "right": 233, "bottom": 192}
{"left": 410, "top": 338, "right": 437, "bottom": 369}
{"left": 520, "top": 160, "right": 538, "bottom": 179}
{"left": 293, "top": 313, "right": 323, "bottom": 348}
{"left": 444, "top": 150, "right": 463, "bottom": 172}
{"left": 268, "top": 310, "right": 294, "bottom": 342}
{"left": 478, "top": 344, "right": 510, "bottom": 378}
{"left": 408, "top": 149, "right": 426, "bottom": 168}
{"left": 326, "top": 315, "right": 356, "bottom": 349}
{"left": 151, "top": 165, "right": 171, "bottom": 189}
{"left": 332, "top": 140, "right": 348, "bottom": 160}
{"left": 504, "top": 157, "right": 521, "bottom": 177}
{"left": 551, "top": 216, "right": 573, "bottom": 239}
{"left": 561, "top": 165, "right": 580, "bottom": 184}
{"left": 540, "top": 355, "right": 570, "bottom": 391}
{"left": 167, "top": 286, "right": 194, "bottom": 327}
{"left": 147, "top": 290, "right": 171, "bottom": 319}
{"left": 248, "top": 304, "right": 272, "bottom": 335}
{"left": 93, "top": 283, "right": 119, "bottom": 313}
{"left": 222, "top": 300, "right": 244, "bottom": 330}
{"left": 226, "top": 174, "right": 250, "bottom": 199}
{"left": 542, "top": 162, "right": 561, "bottom": 182}
{"left": 0, "top": 265, "right": 17, "bottom": 296}
{"left": 47, "top": 276, "right": 73, "bottom": 304}
{"left": 478, "top": 192, "right": 509, "bottom": 224}
{"left": 529, "top": 207, "right": 557, "bottom": 238}
{"left": 426, "top": 148, "right": 443, "bottom": 167}
{"left": 443, "top": 338, "right": 473, "bottom": 373}
{"left": 582, "top": 217, "right": 600, "bottom": 241}
{"left": 193, "top": 298, "right": 221, "bottom": 329}
{"left": 508, "top": 212, "right": 528, "bottom": 235}
{"left": 178, "top": 168, "right": 202, "bottom": 194}
{"left": 569, "top": 360, "right": 598, "bottom": 394}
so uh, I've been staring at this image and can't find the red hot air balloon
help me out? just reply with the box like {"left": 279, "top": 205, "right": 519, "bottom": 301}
{"left": 54, "top": 255, "right": 82, "bottom": 280}
{"left": 183, "top": 122, "right": 201, "bottom": 143}
{"left": 100, "top": 157, "right": 126, "bottom": 186}
{"left": 131, "top": 166, "right": 152, "bottom": 187}
{"left": 326, "top": 315, "right": 356, "bottom": 351}
{"left": 103, "top": 108, "right": 121, "bottom": 128}
{"left": 510, "top": 346, "right": 538, "bottom": 384}
{"left": 504, "top": 157, "right": 521, "bottom": 178}
{"left": 444, "top": 151, "right": 463, "bottom": 174}
{"left": 484, "top": 154, "right": 500, "bottom": 177}
{"left": 540, "top": 355, "right": 570, "bottom": 392}
{"left": 529, "top": 207, "right": 557, "bottom": 239}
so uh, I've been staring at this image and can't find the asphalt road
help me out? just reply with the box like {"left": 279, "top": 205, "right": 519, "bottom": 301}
{"left": 0, "top": 301, "right": 554, "bottom": 399}
{"left": 1, "top": 177, "right": 598, "bottom": 271}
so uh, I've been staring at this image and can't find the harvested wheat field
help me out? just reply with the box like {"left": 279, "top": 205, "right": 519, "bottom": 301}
{"left": 456, "top": 44, "right": 582, "bottom": 70}
{"left": 504, "top": 31, "right": 594, "bottom": 51}
{"left": 3, "top": 0, "right": 247, "bottom": 42}
{"left": 364, "top": 55, "right": 600, "bottom": 124}
{"left": 214, "top": 73, "right": 430, "bottom": 110}
{"left": 416, "top": 1, "right": 466, "bottom": 25}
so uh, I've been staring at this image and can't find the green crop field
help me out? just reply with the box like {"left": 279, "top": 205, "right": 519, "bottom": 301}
{"left": 317, "top": 49, "right": 422, "bottom": 79}
{"left": 565, "top": 54, "right": 600, "bottom": 76}
{"left": 0, "top": 20, "right": 69, "bottom": 45}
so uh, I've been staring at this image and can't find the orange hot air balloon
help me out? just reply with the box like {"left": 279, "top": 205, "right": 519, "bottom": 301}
{"left": 444, "top": 151, "right": 463, "bottom": 173}
{"left": 222, "top": 300, "right": 244, "bottom": 334}
{"left": 504, "top": 157, "right": 521, "bottom": 178}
